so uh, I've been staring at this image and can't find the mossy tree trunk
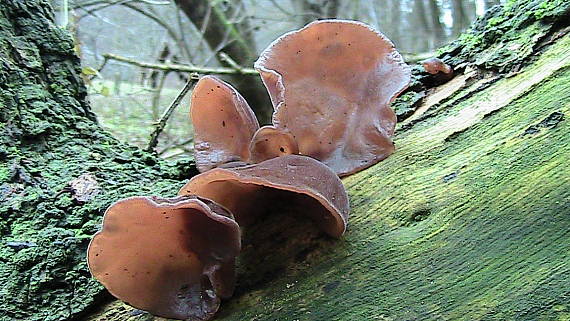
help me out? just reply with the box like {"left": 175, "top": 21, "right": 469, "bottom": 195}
{"left": 0, "top": 1, "right": 569, "bottom": 321}
{"left": 0, "top": 1, "right": 194, "bottom": 320}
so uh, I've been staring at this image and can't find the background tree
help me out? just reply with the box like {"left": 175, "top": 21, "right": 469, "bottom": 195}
{"left": 173, "top": 0, "right": 272, "bottom": 123}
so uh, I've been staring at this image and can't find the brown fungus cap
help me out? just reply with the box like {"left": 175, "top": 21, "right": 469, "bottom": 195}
{"left": 179, "top": 155, "right": 349, "bottom": 238}
{"left": 255, "top": 20, "right": 411, "bottom": 176}
{"left": 422, "top": 57, "right": 453, "bottom": 75}
{"left": 87, "top": 195, "right": 240, "bottom": 321}
{"left": 191, "top": 76, "right": 260, "bottom": 172}
{"left": 248, "top": 125, "right": 299, "bottom": 163}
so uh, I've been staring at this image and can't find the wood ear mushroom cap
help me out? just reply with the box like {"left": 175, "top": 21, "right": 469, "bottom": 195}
{"left": 254, "top": 20, "right": 411, "bottom": 176}
{"left": 248, "top": 125, "right": 299, "bottom": 163}
{"left": 191, "top": 76, "right": 260, "bottom": 172}
{"left": 179, "top": 155, "right": 349, "bottom": 238}
{"left": 87, "top": 196, "right": 240, "bottom": 321}
{"left": 422, "top": 57, "right": 453, "bottom": 75}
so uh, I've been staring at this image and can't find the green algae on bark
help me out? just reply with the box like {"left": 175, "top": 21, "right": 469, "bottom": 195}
{"left": 0, "top": 1, "right": 195, "bottom": 320}
{"left": 438, "top": 0, "right": 570, "bottom": 72}
{"left": 392, "top": 0, "right": 570, "bottom": 124}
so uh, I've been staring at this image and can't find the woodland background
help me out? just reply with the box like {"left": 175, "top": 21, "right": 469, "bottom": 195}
{"left": 50, "top": 0, "right": 499, "bottom": 156}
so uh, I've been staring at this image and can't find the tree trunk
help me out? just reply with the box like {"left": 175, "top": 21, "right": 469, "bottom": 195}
{"left": 389, "top": 0, "right": 401, "bottom": 47}
{"left": 174, "top": 0, "right": 272, "bottom": 124}
{"left": 1, "top": 1, "right": 569, "bottom": 321}
{"left": 427, "top": 0, "right": 446, "bottom": 47}
{"left": 452, "top": 0, "right": 468, "bottom": 36}
{"left": 411, "top": 0, "right": 430, "bottom": 53}
{"left": 294, "top": 0, "right": 341, "bottom": 25}
{"left": 0, "top": 1, "right": 194, "bottom": 320}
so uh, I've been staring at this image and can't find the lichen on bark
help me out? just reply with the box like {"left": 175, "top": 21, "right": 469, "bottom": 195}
{"left": 0, "top": 1, "right": 195, "bottom": 320}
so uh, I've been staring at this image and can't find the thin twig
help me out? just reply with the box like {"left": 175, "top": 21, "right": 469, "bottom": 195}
{"left": 150, "top": 70, "right": 168, "bottom": 121}
{"left": 89, "top": 55, "right": 109, "bottom": 80}
{"left": 269, "top": 0, "right": 293, "bottom": 15}
{"left": 218, "top": 52, "right": 244, "bottom": 72}
{"left": 194, "top": 2, "right": 212, "bottom": 56}
{"left": 174, "top": 3, "right": 193, "bottom": 63}
{"left": 158, "top": 137, "right": 194, "bottom": 156}
{"left": 71, "top": 0, "right": 167, "bottom": 10}
{"left": 103, "top": 53, "right": 258, "bottom": 75}
{"left": 146, "top": 75, "right": 199, "bottom": 152}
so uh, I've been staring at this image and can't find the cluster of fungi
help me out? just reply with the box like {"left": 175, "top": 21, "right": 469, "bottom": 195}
{"left": 87, "top": 20, "right": 411, "bottom": 320}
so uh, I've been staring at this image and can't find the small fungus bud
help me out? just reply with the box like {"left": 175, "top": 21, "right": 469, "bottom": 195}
{"left": 422, "top": 57, "right": 453, "bottom": 75}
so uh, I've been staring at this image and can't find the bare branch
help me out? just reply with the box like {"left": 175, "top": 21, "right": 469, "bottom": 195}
{"left": 158, "top": 137, "right": 194, "bottom": 156}
{"left": 137, "top": 0, "right": 169, "bottom": 4}
{"left": 269, "top": 0, "right": 294, "bottom": 16}
{"left": 102, "top": 53, "right": 258, "bottom": 75}
{"left": 88, "top": 55, "right": 109, "bottom": 81}
{"left": 120, "top": 3, "right": 191, "bottom": 63}
{"left": 174, "top": 4, "right": 194, "bottom": 62}
{"left": 146, "top": 75, "right": 199, "bottom": 152}
{"left": 195, "top": 2, "right": 212, "bottom": 54}
{"left": 218, "top": 52, "right": 244, "bottom": 72}
{"left": 150, "top": 69, "right": 168, "bottom": 120}
{"left": 71, "top": 0, "right": 168, "bottom": 10}
{"left": 74, "top": 0, "right": 195, "bottom": 66}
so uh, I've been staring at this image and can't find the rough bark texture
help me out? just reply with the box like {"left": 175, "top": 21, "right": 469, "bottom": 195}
{"left": 1, "top": 1, "right": 569, "bottom": 321}
{"left": 0, "top": 1, "right": 195, "bottom": 320}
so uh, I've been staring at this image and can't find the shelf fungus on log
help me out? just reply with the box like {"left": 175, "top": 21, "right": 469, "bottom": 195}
{"left": 179, "top": 155, "right": 349, "bottom": 238}
{"left": 254, "top": 19, "right": 411, "bottom": 176}
{"left": 422, "top": 57, "right": 453, "bottom": 75}
{"left": 87, "top": 196, "right": 240, "bottom": 321}
{"left": 89, "top": 19, "right": 409, "bottom": 321}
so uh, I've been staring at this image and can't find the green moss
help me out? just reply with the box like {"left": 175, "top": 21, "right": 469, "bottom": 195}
{"left": 486, "top": 16, "right": 504, "bottom": 27}
{"left": 0, "top": 165, "right": 8, "bottom": 181}
{"left": 0, "top": 1, "right": 196, "bottom": 320}
{"left": 534, "top": 0, "right": 569, "bottom": 19}
{"left": 392, "top": 91, "right": 425, "bottom": 120}
{"left": 439, "top": 0, "right": 570, "bottom": 72}
{"left": 457, "top": 32, "right": 485, "bottom": 50}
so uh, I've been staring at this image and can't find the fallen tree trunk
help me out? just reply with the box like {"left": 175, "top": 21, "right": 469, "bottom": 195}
{"left": 1, "top": 1, "right": 569, "bottom": 321}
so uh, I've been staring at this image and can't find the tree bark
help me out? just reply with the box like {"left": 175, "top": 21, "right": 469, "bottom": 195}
{"left": 0, "top": 1, "right": 194, "bottom": 320}
{"left": 1, "top": 1, "right": 569, "bottom": 321}
{"left": 411, "top": 0, "right": 430, "bottom": 53}
{"left": 484, "top": 0, "right": 500, "bottom": 11}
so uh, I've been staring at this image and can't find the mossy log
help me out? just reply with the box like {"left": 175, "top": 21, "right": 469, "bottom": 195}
{"left": 1, "top": 1, "right": 569, "bottom": 321}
